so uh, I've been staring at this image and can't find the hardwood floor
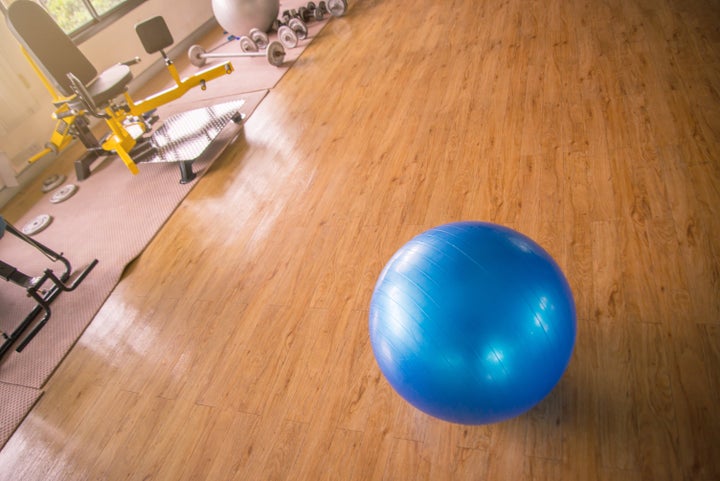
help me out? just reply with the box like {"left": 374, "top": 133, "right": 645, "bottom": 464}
{"left": 1, "top": 0, "right": 719, "bottom": 479}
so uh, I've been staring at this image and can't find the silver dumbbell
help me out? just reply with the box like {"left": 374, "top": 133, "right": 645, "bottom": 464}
{"left": 249, "top": 28, "right": 269, "bottom": 49}
{"left": 327, "top": 0, "right": 348, "bottom": 16}
{"left": 272, "top": 18, "right": 308, "bottom": 49}
{"left": 188, "top": 40, "right": 285, "bottom": 67}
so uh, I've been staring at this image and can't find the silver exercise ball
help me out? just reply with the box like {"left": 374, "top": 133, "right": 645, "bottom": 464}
{"left": 211, "top": 0, "right": 279, "bottom": 36}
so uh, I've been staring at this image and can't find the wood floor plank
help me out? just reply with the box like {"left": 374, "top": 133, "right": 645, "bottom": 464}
{"left": 591, "top": 221, "right": 625, "bottom": 322}
{"left": 485, "top": 417, "right": 528, "bottom": 480}
{"left": 240, "top": 419, "right": 308, "bottom": 481}
{"left": 665, "top": 301, "right": 720, "bottom": 480}
{"left": 596, "top": 322, "right": 640, "bottom": 471}
{"left": 631, "top": 322, "right": 683, "bottom": 481}
{"left": 560, "top": 322, "right": 601, "bottom": 481}
{"left": 381, "top": 438, "right": 430, "bottom": 481}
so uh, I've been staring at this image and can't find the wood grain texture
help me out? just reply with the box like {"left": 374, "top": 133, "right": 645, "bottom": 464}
{"left": 1, "top": 0, "right": 719, "bottom": 479}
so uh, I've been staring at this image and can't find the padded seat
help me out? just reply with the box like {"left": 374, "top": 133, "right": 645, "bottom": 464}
{"left": 86, "top": 63, "right": 133, "bottom": 106}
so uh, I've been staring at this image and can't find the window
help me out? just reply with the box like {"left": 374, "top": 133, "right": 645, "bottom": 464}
{"left": 2, "top": 0, "right": 147, "bottom": 42}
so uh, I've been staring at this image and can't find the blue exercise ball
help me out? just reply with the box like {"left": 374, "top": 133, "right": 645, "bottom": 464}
{"left": 369, "top": 221, "right": 576, "bottom": 425}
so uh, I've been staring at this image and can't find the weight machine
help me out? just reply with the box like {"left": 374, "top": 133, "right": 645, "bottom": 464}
{"left": 0, "top": 216, "right": 97, "bottom": 361}
{"left": 6, "top": 1, "right": 241, "bottom": 183}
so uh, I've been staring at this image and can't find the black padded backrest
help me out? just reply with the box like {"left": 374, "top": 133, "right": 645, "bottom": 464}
{"left": 6, "top": 0, "right": 97, "bottom": 96}
{"left": 135, "top": 16, "right": 173, "bottom": 54}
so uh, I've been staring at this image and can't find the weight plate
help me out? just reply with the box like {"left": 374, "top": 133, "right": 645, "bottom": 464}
{"left": 239, "top": 35, "right": 259, "bottom": 53}
{"left": 21, "top": 214, "right": 53, "bottom": 236}
{"left": 50, "top": 183, "right": 78, "bottom": 204}
{"left": 266, "top": 41, "right": 286, "bottom": 67}
{"left": 278, "top": 26, "right": 298, "bottom": 49}
{"left": 249, "top": 28, "right": 269, "bottom": 49}
{"left": 188, "top": 44, "right": 207, "bottom": 67}
{"left": 328, "top": 0, "right": 347, "bottom": 16}
{"left": 41, "top": 173, "right": 66, "bottom": 193}
{"left": 289, "top": 18, "right": 308, "bottom": 40}
{"left": 298, "top": 6, "right": 310, "bottom": 22}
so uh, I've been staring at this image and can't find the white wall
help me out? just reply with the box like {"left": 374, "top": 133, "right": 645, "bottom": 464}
{"left": 0, "top": 0, "right": 215, "bottom": 176}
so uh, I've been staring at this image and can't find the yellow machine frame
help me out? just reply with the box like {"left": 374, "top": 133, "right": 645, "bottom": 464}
{"left": 23, "top": 46, "right": 234, "bottom": 175}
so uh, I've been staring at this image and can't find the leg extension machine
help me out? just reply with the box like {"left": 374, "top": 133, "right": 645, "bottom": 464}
{"left": 6, "top": 1, "right": 237, "bottom": 183}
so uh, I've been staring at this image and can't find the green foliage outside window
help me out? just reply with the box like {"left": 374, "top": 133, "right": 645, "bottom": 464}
{"left": 38, "top": 0, "right": 129, "bottom": 33}
{"left": 91, "top": 0, "right": 125, "bottom": 16}
{"left": 39, "top": 0, "right": 91, "bottom": 32}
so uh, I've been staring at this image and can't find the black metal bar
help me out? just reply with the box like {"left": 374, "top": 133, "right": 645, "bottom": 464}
{"left": 74, "top": 150, "right": 102, "bottom": 181}
{"left": 15, "top": 286, "right": 54, "bottom": 352}
{"left": 0, "top": 259, "right": 38, "bottom": 288}
{"left": 0, "top": 280, "right": 59, "bottom": 359}
{"left": 1, "top": 217, "right": 99, "bottom": 361}
{"left": 4, "top": 222, "right": 69, "bottom": 271}
{"left": 4, "top": 259, "right": 98, "bottom": 355}
{"left": 178, "top": 161, "right": 196, "bottom": 184}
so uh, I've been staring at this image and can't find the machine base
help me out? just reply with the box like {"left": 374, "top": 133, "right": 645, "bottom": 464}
{"left": 74, "top": 100, "right": 245, "bottom": 183}
{"left": 142, "top": 100, "right": 246, "bottom": 183}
